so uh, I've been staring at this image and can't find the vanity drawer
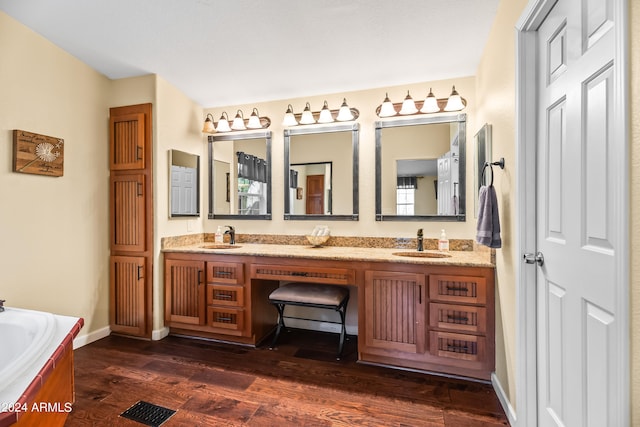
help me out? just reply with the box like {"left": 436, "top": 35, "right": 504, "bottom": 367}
{"left": 429, "top": 331, "right": 486, "bottom": 363}
{"left": 207, "top": 284, "right": 244, "bottom": 307}
{"left": 251, "top": 264, "right": 355, "bottom": 285}
{"left": 207, "top": 306, "right": 244, "bottom": 331}
{"left": 428, "top": 274, "right": 486, "bottom": 305}
{"left": 207, "top": 262, "right": 244, "bottom": 285}
{"left": 429, "top": 303, "right": 486, "bottom": 334}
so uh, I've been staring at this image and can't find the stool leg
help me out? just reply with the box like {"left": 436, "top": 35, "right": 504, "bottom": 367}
{"left": 336, "top": 297, "right": 349, "bottom": 359}
{"left": 270, "top": 303, "right": 286, "bottom": 350}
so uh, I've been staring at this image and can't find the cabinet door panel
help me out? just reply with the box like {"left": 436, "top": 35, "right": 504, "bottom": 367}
{"left": 428, "top": 274, "right": 486, "bottom": 304}
{"left": 110, "top": 113, "right": 145, "bottom": 170}
{"left": 429, "top": 331, "right": 486, "bottom": 365}
{"left": 165, "top": 259, "right": 205, "bottom": 325}
{"left": 429, "top": 303, "right": 486, "bottom": 334}
{"left": 110, "top": 255, "right": 146, "bottom": 336}
{"left": 207, "top": 262, "right": 244, "bottom": 285}
{"left": 364, "top": 270, "right": 426, "bottom": 354}
{"left": 111, "top": 173, "right": 146, "bottom": 252}
{"left": 207, "top": 307, "right": 244, "bottom": 332}
{"left": 207, "top": 284, "right": 244, "bottom": 307}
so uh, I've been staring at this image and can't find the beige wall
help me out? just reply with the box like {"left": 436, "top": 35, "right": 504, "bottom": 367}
{"left": 631, "top": 0, "right": 639, "bottom": 423}
{"left": 0, "top": 12, "right": 111, "bottom": 337}
{"left": 154, "top": 76, "right": 204, "bottom": 332}
{"left": 474, "top": 0, "right": 529, "bottom": 407}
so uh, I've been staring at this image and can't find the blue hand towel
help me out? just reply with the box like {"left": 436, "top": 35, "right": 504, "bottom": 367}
{"left": 476, "top": 185, "right": 502, "bottom": 248}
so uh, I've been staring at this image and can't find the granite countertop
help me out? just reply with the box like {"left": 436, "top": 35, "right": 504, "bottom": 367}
{"left": 162, "top": 242, "right": 494, "bottom": 268}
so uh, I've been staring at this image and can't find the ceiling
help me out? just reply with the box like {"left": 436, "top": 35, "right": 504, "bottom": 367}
{"left": 0, "top": 0, "right": 500, "bottom": 108}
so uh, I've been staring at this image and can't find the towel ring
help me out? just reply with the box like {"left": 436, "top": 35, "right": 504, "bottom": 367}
{"left": 481, "top": 158, "right": 505, "bottom": 187}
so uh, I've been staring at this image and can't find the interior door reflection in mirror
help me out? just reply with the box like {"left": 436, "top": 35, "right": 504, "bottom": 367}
{"left": 284, "top": 123, "right": 359, "bottom": 220}
{"left": 209, "top": 131, "right": 271, "bottom": 219}
{"left": 169, "top": 149, "right": 200, "bottom": 217}
{"left": 376, "top": 114, "right": 466, "bottom": 221}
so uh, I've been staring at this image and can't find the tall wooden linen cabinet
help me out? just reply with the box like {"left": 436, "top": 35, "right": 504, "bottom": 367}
{"left": 109, "top": 104, "right": 153, "bottom": 338}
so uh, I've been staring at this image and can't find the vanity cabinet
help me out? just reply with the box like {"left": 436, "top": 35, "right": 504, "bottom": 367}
{"left": 163, "top": 253, "right": 278, "bottom": 345}
{"left": 163, "top": 250, "right": 494, "bottom": 381}
{"left": 164, "top": 258, "right": 205, "bottom": 325}
{"left": 360, "top": 266, "right": 495, "bottom": 380}
{"left": 364, "top": 270, "right": 427, "bottom": 356}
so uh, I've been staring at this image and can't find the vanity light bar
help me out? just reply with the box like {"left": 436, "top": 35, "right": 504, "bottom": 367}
{"left": 376, "top": 86, "right": 467, "bottom": 118}
{"left": 202, "top": 108, "right": 271, "bottom": 134}
{"left": 282, "top": 99, "right": 360, "bottom": 127}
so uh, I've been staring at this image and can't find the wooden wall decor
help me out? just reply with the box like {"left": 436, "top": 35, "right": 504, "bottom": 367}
{"left": 13, "top": 129, "right": 64, "bottom": 177}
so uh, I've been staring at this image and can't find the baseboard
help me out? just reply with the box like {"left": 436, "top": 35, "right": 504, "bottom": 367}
{"left": 152, "top": 326, "right": 170, "bottom": 341}
{"left": 491, "top": 372, "right": 517, "bottom": 426}
{"left": 73, "top": 326, "right": 111, "bottom": 349}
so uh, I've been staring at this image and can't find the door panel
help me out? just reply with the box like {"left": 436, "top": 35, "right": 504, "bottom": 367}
{"left": 535, "top": 0, "right": 619, "bottom": 425}
{"left": 110, "top": 113, "right": 145, "bottom": 170}
{"left": 110, "top": 173, "right": 145, "bottom": 252}
{"left": 109, "top": 255, "right": 146, "bottom": 336}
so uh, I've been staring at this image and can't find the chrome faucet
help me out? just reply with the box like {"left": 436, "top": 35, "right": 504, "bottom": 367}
{"left": 224, "top": 226, "right": 236, "bottom": 245}
{"left": 417, "top": 229, "right": 424, "bottom": 252}
{"left": 0, "top": 299, "right": 5, "bottom": 312}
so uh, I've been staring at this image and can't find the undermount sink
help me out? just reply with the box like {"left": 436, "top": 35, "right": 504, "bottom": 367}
{"left": 200, "top": 244, "right": 242, "bottom": 250}
{"left": 392, "top": 251, "right": 452, "bottom": 258}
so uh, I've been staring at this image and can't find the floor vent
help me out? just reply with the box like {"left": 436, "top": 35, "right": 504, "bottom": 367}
{"left": 120, "top": 400, "right": 176, "bottom": 426}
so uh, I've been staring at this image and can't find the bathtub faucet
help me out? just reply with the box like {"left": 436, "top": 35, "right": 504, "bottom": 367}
{"left": 0, "top": 299, "right": 5, "bottom": 312}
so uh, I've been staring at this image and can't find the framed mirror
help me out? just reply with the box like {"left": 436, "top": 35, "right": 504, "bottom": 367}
{"left": 474, "top": 123, "right": 492, "bottom": 217}
{"left": 208, "top": 130, "right": 272, "bottom": 220}
{"left": 169, "top": 149, "right": 200, "bottom": 217}
{"left": 284, "top": 122, "right": 359, "bottom": 220}
{"left": 375, "top": 114, "right": 466, "bottom": 221}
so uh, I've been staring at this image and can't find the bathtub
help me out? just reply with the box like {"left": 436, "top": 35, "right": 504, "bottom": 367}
{"left": 0, "top": 307, "right": 83, "bottom": 426}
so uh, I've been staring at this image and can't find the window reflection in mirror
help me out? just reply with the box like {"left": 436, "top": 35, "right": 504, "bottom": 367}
{"left": 375, "top": 114, "right": 466, "bottom": 221}
{"left": 169, "top": 149, "right": 200, "bottom": 218}
{"left": 208, "top": 130, "right": 272, "bottom": 220}
{"left": 284, "top": 123, "right": 359, "bottom": 221}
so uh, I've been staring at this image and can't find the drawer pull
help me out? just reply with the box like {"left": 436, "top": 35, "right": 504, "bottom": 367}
{"left": 215, "top": 271, "right": 232, "bottom": 276}
{"left": 215, "top": 316, "right": 233, "bottom": 322}
{"left": 447, "top": 344, "right": 469, "bottom": 352}
{"left": 291, "top": 271, "right": 308, "bottom": 277}
{"left": 446, "top": 286, "right": 469, "bottom": 293}
{"left": 446, "top": 315, "right": 469, "bottom": 322}
{"left": 215, "top": 293, "right": 233, "bottom": 299}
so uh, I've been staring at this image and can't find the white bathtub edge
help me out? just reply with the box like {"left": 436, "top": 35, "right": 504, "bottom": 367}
{"left": 72, "top": 326, "right": 111, "bottom": 349}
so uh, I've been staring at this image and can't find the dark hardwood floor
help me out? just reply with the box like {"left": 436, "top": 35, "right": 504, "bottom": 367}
{"left": 66, "top": 330, "right": 509, "bottom": 426}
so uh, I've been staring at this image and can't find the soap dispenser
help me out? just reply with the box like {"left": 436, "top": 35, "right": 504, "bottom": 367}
{"left": 438, "top": 229, "right": 449, "bottom": 252}
{"left": 215, "top": 225, "right": 224, "bottom": 243}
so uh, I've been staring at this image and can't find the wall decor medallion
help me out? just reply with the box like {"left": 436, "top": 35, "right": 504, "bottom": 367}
{"left": 13, "top": 129, "right": 64, "bottom": 177}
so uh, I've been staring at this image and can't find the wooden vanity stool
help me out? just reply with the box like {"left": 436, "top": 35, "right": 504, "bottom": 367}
{"left": 268, "top": 282, "right": 350, "bottom": 359}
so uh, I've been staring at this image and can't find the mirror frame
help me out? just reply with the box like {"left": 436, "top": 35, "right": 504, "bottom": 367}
{"left": 375, "top": 113, "right": 466, "bottom": 222}
{"left": 207, "top": 130, "right": 272, "bottom": 220}
{"left": 284, "top": 122, "right": 359, "bottom": 221}
{"left": 168, "top": 149, "right": 200, "bottom": 218}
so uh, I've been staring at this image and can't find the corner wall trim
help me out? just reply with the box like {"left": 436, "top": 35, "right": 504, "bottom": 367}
{"left": 73, "top": 326, "right": 111, "bottom": 349}
{"left": 152, "top": 326, "right": 170, "bottom": 341}
{"left": 491, "top": 372, "right": 516, "bottom": 426}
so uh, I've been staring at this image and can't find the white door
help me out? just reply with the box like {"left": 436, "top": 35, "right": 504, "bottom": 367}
{"left": 533, "top": 0, "right": 625, "bottom": 425}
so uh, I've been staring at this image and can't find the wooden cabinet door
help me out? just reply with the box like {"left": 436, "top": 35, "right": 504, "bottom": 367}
{"left": 165, "top": 259, "right": 205, "bottom": 325}
{"left": 110, "top": 173, "right": 145, "bottom": 252}
{"left": 364, "top": 270, "right": 426, "bottom": 354}
{"left": 110, "top": 113, "right": 145, "bottom": 170}
{"left": 110, "top": 255, "right": 146, "bottom": 336}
